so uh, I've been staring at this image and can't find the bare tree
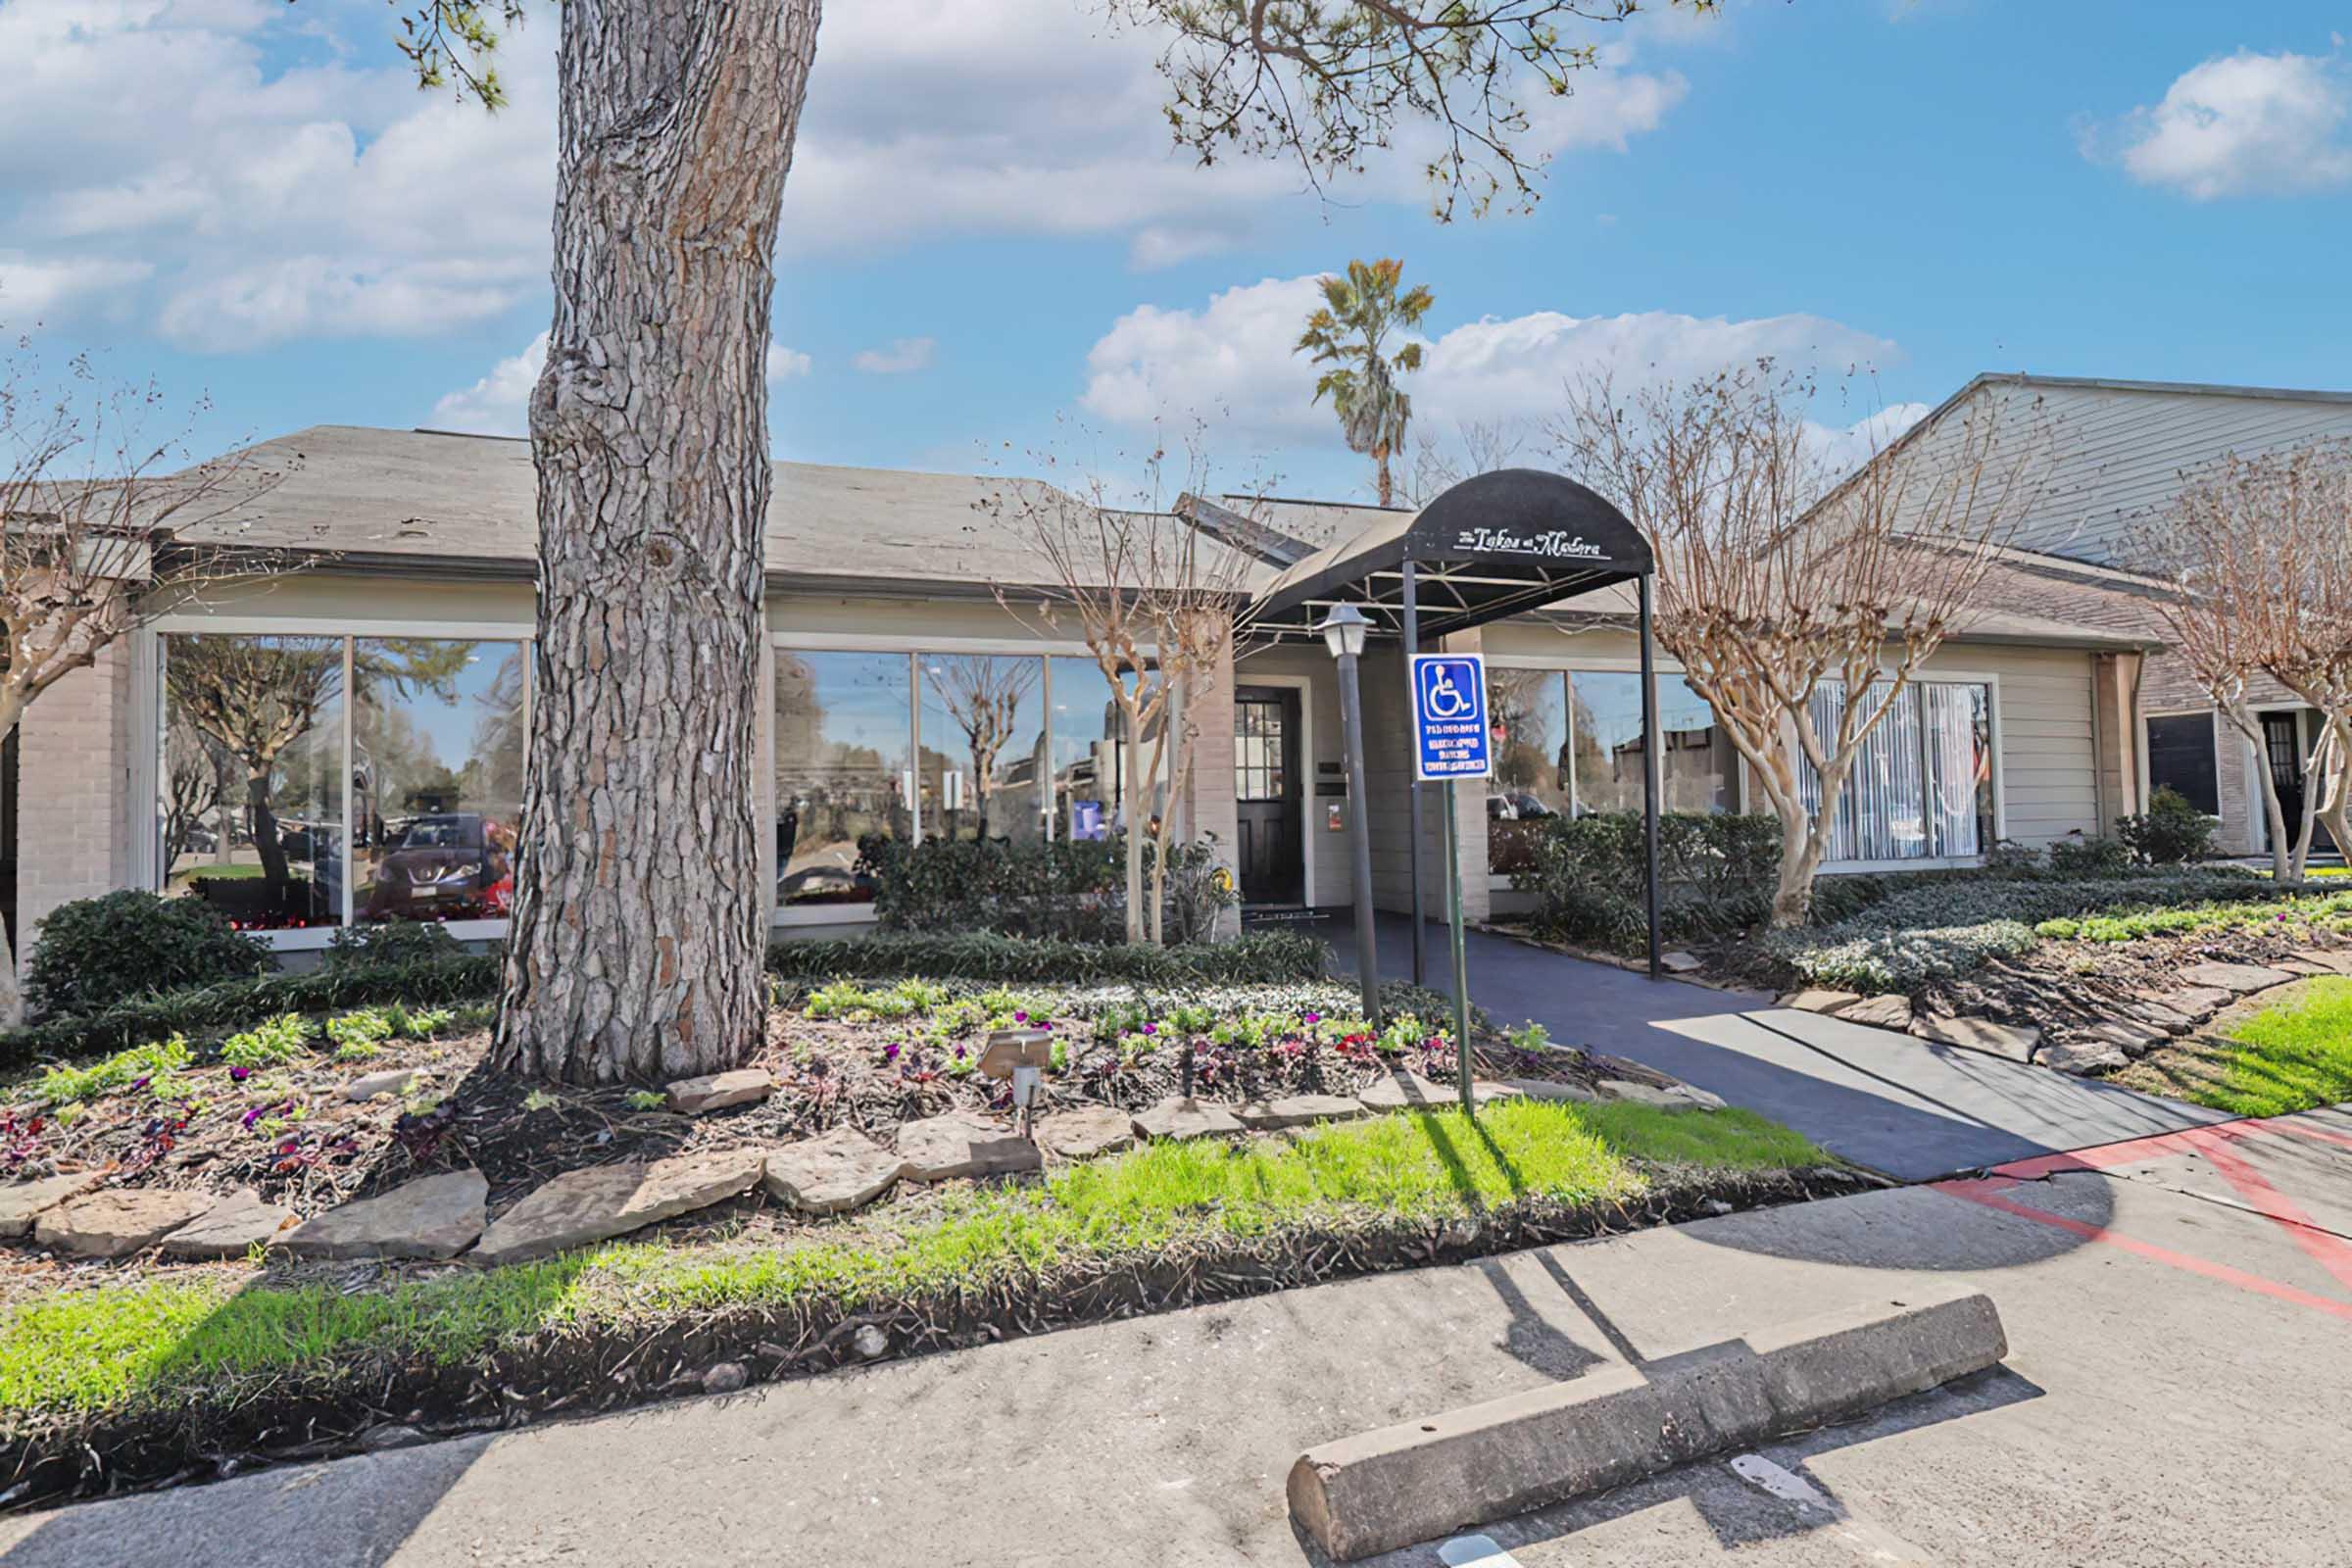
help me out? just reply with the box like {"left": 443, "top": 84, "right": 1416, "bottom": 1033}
{"left": 1406, "top": 416, "right": 1529, "bottom": 506}
{"left": 1552, "top": 366, "right": 2050, "bottom": 925}
{"left": 987, "top": 453, "right": 1260, "bottom": 943}
{"left": 0, "top": 341, "right": 295, "bottom": 1019}
{"left": 2141, "top": 442, "right": 2352, "bottom": 880}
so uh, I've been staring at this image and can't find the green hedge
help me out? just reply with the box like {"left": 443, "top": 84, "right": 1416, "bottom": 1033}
{"left": 0, "top": 956, "right": 503, "bottom": 1067}
{"left": 858, "top": 834, "right": 1125, "bottom": 942}
{"left": 1510, "top": 811, "right": 1784, "bottom": 949}
{"left": 766, "top": 931, "right": 1326, "bottom": 987}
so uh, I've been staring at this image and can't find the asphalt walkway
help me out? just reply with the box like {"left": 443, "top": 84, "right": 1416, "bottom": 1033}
{"left": 1323, "top": 911, "right": 2229, "bottom": 1180}
{"left": 11, "top": 1106, "right": 2350, "bottom": 1566}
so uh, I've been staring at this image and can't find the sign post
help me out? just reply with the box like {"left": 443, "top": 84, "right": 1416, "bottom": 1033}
{"left": 1410, "top": 652, "right": 1493, "bottom": 1112}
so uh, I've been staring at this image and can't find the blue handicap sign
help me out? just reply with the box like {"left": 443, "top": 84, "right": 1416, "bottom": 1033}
{"left": 1411, "top": 653, "right": 1493, "bottom": 781}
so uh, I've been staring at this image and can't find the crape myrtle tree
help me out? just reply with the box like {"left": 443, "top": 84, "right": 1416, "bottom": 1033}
{"left": 2140, "top": 442, "right": 2352, "bottom": 881}
{"left": 375, "top": 0, "right": 1704, "bottom": 1082}
{"left": 985, "top": 448, "right": 1261, "bottom": 945}
{"left": 1552, "top": 366, "right": 2051, "bottom": 926}
{"left": 0, "top": 340, "right": 295, "bottom": 1023}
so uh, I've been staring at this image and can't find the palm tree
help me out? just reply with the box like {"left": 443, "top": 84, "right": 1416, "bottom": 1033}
{"left": 1297, "top": 259, "right": 1435, "bottom": 507}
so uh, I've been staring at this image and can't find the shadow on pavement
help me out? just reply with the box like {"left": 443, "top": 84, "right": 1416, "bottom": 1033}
{"left": 0, "top": 1435, "right": 493, "bottom": 1568}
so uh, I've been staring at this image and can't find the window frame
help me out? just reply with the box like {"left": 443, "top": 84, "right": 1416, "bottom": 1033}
{"left": 1481, "top": 654, "right": 2006, "bottom": 880}
{"left": 142, "top": 614, "right": 536, "bottom": 952}
{"left": 769, "top": 630, "right": 1108, "bottom": 930}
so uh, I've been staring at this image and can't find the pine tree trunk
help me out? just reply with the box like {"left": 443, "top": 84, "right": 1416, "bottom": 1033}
{"left": 496, "top": 0, "right": 821, "bottom": 1084}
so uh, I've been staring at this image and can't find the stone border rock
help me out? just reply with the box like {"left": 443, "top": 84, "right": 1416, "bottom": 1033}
{"left": 1287, "top": 1281, "right": 2008, "bottom": 1562}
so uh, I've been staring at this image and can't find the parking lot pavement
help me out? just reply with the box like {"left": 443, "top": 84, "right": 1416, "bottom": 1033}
{"left": 5, "top": 1110, "right": 2351, "bottom": 1568}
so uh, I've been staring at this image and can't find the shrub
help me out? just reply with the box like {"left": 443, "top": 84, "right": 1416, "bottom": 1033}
{"left": 857, "top": 834, "right": 1125, "bottom": 942}
{"left": 2117, "top": 786, "right": 2219, "bottom": 866}
{"left": 768, "top": 930, "right": 1326, "bottom": 987}
{"left": 1510, "top": 811, "right": 1783, "bottom": 949}
{"left": 324, "top": 921, "right": 468, "bottom": 969}
{"left": 2049, "top": 836, "right": 2132, "bottom": 875}
{"left": 324, "top": 1008, "right": 397, "bottom": 1056}
{"left": 23, "top": 892, "right": 269, "bottom": 1019}
{"left": 0, "top": 956, "right": 501, "bottom": 1068}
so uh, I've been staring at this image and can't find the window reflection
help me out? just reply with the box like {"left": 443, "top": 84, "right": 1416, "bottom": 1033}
{"left": 919, "top": 655, "right": 1046, "bottom": 843}
{"left": 775, "top": 652, "right": 912, "bottom": 906}
{"left": 354, "top": 640, "right": 528, "bottom": 924}
{"left": 162, "top": 634, "right": 345, "bottom": 931}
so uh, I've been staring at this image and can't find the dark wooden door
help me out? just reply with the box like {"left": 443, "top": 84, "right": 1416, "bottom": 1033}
{"left": 1234, "top": 687, "right": 1302, "bottom": 905}
{"left": 2263, "top": 711, "right": 2307, "bottom": 838}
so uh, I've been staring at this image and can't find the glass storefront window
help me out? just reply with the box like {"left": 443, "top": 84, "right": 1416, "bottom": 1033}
{"left": 775, "top": 651, "right": 912, "bottom": 906}
{"left": 161, "top": 634, "right": 346, "bottom": 931}
{"left": 353, "top": 640, "right": 528, "bottom": 924}
{"left": 1049, "top": 655, "right": 1126, "bottom": 842}
{"left": 919, "top": 654, "right": 1047, "bottom": 844}
{"left": 1486, "top": 666, "right": 1736, "bottom": 872}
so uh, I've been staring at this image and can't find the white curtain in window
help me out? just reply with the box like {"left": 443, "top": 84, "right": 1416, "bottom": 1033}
{"left": 1801, "top": 679, "right": 1985, "bottom": 864}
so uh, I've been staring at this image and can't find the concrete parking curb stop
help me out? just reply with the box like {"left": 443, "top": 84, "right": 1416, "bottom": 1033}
{"left": 1286, "top": 1280, "right": 2008, "bottom": 1561}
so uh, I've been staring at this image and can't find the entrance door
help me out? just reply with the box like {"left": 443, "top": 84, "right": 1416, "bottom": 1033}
{"left": 2263, "top": 711, "right": 2307, "bottom": 839}
{"left": 1234, "top": 686, "right": 1303, "bottom": 905}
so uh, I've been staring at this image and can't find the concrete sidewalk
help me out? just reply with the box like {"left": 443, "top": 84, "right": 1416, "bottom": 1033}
{"left": 1330, "top": 911, "right": 2226, "bottom": 1180}
{"left": 9, "top": 1109, "right": 2350, "bottom": 1566}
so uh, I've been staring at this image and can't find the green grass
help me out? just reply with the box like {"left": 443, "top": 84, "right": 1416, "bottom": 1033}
{"left": 2189, "top": 976, "right": 2352, "bottom": 1118}
{"left": 0, "top": 1100, "right": 1827, "bottom": 1417}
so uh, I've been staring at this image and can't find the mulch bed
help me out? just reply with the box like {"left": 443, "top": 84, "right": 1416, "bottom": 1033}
{"left": 0, "top": 985, "right": 1679, "bottom": 1311}
{"left": 1919, "top": 925, "right": 2352, "bottom": 1037}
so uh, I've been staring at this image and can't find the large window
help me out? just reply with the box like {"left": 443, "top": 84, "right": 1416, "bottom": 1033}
{"left": 919, "top": 655, "right": 1047, "bottom": 845}
{"left": 775, "top": 652, "right": 914, "bottom": 907}
{"left": 1486, "top": 666, "right": 1735, "bottom": 871}
{"left": 1800, "top": 679, "right": 1994, "bottom": 862}
{"left": 159, "top": 633, "right": 529, "bottom": 935}
{"left": 353, "top": 641, "right": 528, "bottom": 924}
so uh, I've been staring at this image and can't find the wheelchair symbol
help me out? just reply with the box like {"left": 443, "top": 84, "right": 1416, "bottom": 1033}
{"left": 1420, "top": 662, "right": 1477, "bottom": 720}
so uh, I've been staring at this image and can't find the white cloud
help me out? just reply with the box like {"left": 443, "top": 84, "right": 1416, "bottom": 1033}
{"left": 1080, "top": 275, "right": 1901, "bottom": 449}
{"left": 854, "top": 337, "right": 935, "bottom": 374}
{"left": 2100, "top": 49, "right": 2352, "bottom": 199}
{"left": 4, "top": 0, "right": 1698, "bottom": 348}
{"left": 0, "top": 253, "right": 153, "bottom": 318}
{"left": 428, "top": 331, "right": 548, "bottom": 437}
{"left": 1807, "top": 401, "right": 1933, "bottom": 477}
{"left": 432, "top": 332, "right": 812, "bottom": 435}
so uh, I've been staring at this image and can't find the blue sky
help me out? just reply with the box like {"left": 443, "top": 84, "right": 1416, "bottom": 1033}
{"left": 7, "top": 0, "right": 2349, "bottom": 505}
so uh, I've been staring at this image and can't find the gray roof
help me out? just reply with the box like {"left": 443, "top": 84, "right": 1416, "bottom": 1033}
{"left": 176, "top": 425, "right": 1264, "bottom": 593}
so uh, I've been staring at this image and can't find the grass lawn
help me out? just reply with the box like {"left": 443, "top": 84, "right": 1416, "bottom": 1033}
{"left": 0, "top": 1099, "right": 1826, "bottom": 1419}
{"left": 2112, "top": 977, "right": 2352, "bottom": 1119}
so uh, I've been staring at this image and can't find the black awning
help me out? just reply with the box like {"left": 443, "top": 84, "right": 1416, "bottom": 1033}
{"left": 1250, "top": 467, "right": 1652, "bottom": 640}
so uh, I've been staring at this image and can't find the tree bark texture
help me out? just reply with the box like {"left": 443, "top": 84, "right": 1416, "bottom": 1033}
{"left": 497, "top": 0, "right": 821, "bottom": 1084}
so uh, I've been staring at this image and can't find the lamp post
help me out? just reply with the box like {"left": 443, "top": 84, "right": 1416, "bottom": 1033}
{"left": 1320, "top": 603, "right": 1381, "bottom": 1025}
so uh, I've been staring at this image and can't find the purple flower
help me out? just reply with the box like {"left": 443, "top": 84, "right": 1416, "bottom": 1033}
{"left": 1302, "top": 1012, "right": 1321, "bottom": 1025}
{"left": 883, "top": 1042, "right": 901, "bottom": 1063}
{"left": 229, "top": 1066, "right": 252, "bottom": 1082}
{"left": 1013, "top": 1010, "right": 1028, "bottom": 1022}
{"left": 956, "top": 1045, "right": 967, "bottom": 1061}
{"left": 241, "top": 1105, "right": 265, "bottom": 1129}
{"left": 1142, "top": 1022, "right": 1156, "bottom": 1036}
{"left": 131, "top": 1075, "right": 152, "bottom": 1091}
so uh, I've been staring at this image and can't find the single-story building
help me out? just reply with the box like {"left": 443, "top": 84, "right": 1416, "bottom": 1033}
{"left": 5, "top": 422, "right": 2159, "bottom": 965}
{"left": 1861, "top": 372, "right": 2352, "bottom": 860}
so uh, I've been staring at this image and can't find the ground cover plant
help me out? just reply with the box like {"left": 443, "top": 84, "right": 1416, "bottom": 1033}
{"left": 2109, "top": 977, "right": 2352, "bottom": 1118}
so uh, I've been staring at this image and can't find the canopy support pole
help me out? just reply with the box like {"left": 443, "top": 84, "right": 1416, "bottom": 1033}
{"left": 1401, "top": 559, "right": 1427, "bottom": 986}
{"left": 1639, "top": 572, "right": 1663, "bottom": 980}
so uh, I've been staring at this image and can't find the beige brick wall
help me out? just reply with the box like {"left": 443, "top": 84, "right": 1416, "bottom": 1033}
{"left": 1176, "top": 615, "right": 1241, "bottom": 938}
{"left": 15, "top": 641, "right": 138, "bottom": 966}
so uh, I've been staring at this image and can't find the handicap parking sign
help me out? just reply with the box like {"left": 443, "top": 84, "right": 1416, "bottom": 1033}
{"left": 1411, "top": 653, "right": 1493, "bottom": 782}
